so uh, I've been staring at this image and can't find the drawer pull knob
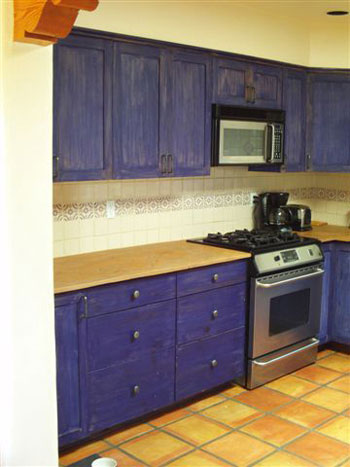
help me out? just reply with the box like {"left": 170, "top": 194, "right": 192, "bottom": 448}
{"left": 212, "top": 309, "right": 219, "bottom": 319}
{"left": 132, "top": 290, "right": 140, "bottom": 299}
{"left": 133, "top": 330, "right": 140, "bottom": 340}
{"left": 213, "top": 273, "right": 219, "bottom": 282}
{"left": 133, "top": 385, "right": 140, "bottom": 395}
{"left": 211, "top": 359, "right": 218, "bottom": 368}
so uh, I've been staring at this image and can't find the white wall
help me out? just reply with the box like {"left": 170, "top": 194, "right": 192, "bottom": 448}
{"left": 0, "top": 1, "right": 57, "bottom": 466}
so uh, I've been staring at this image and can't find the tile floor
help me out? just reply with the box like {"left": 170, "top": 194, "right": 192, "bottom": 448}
{"left": 60, "top": 350, "right": 350, "bottom": 467}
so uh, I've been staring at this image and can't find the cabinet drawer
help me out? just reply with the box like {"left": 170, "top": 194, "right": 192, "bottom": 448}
{"left": 177, "top": 260, "right": 247, "bottom": 297}
{"left": 85, "top": 274, "right": 176, "bottom": 316}
{"left": 176, "top": 328, "right": 245, "bottom": 400}
{"left": 177, "top": 284, "right": 247, "bottom": 345}
{"left": 87, "top": 348, "right": 175, "bottom": 432}
{"left": 87, "top": 300, "right": 176, "bottom": 371}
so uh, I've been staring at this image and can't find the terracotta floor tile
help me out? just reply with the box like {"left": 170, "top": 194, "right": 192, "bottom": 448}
{"left": 149, "top": 408, "right": 191, "bottom": 427}
{"left": 274, "top": 400, "right": 335, "bottom": 428}
{"left": 240, "top": 414, "right": 307, "bottom": 447}
{"left": 186, "top": 394, "right": 226, "bottom": 412}
{"left": 286, "top": 432, "right": 349, "bottom": 466}
{"left": 341, "top": 459, "right": 350, "bottom": 467}
{"left": 255, "top": 450, "right": 315, "bottom": 466}
{"left": 59, "top": 440, "right": 110, "bottom": 465}
{"left": 266, "top": 375, "right": 318, "bottom": 397}
{"left": 317, "top": 349, "right": 335, "bottom": 360}
{"left": 167, "top": 450, "right": 230, "bottom": 466}
{"left": 318, "top": 354, "right": 350, "bottom": 373}
{"left": 164, "top": 413, "right": 230, "bottom": 446}
{"left": 202, "top": 399, "right": 261, "bottom": 428}
{"left": 105, "top": 423, "right": 153, "bottom": 445}
{"left": 203, "top": 431, "right": 275, "bottom": 466}
{"left": 328, "top": 374, "right": 350, "bottom": 393}
{"left": 344, "top": 409, "right": 350, "bottom": 416}
{"left": 102, "top": 448, "right": 146, "bottom": 466}
{"left": 234, "top": 387, "right": 292, "bottom": 411}
{"left": 317, "top": 415, "right": 350, "bottom": 444}
{"left": 120, "top": 431, "right": 192, "bottom": 466}
{"left": 302, "top": 386, "right": 350, "bottom": 413}
{"left": 221, "top": 384, "right": 247, "bottom": 397}
{"left": 293, "top": 364, "right": 341, "bottom": 384}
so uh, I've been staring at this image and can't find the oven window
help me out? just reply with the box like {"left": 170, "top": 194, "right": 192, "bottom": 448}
{"left": 269, "top": 289, "right": 310, "bottom": 336}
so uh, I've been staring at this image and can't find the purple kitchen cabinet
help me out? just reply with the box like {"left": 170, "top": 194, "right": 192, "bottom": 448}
{"left": 250, "top": 63, "right": 283, "bottom": 109}
{"left": 166, "top": 50, "right": 212, "bottom": 177}
{"left": 318, "top": 243, "right": 333, "bottom": 345}
{"left": 55, "top": 293, "right": 87, "bottom": 446}
{"left": 177, "top": 284, "right": 247, "bottom": 345}
{"left": 53, "top": 35, "right": 113, "bottom": 181}
{"left": 176, "top": 327, "right": 245, "bottom": 400}
{"left": 87, "top": 348, "right": 175, "bottom": 432}
{"left": 330, "top": 243, "right": 350, "bottom": 345}
{"left": 307, "top": 72, "right": 350, "bottom": 172}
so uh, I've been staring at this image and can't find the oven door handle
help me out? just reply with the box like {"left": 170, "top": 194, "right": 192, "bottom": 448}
{"left": 256, "top": 268, "right": 324, "bottom": 289}
{"left": 253, "top": 338, "right": 320, "bottom": 366}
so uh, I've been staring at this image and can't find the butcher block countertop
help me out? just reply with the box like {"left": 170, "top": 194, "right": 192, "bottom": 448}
{"left": 54, "top": 240, "right": 251, "bottom": 294}
{"left": 300, "top": 224, "right": 350, "bottom": 243}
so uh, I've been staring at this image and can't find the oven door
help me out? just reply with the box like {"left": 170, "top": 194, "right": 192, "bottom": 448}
{"left": 249, "top": 267, "right": 324, "bottom": 359}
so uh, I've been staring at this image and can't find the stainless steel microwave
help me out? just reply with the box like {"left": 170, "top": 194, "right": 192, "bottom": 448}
{"left": 211, "top": 105, "right": 285, "bottom": 166}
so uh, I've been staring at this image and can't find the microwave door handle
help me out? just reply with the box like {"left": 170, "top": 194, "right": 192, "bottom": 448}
{"left": 264, "top": 124, "right": 274, "bottom": 162}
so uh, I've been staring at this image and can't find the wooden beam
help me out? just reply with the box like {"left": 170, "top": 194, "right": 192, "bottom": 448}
{"left": 14, "top": 0, "right": 99, "bottom": 46}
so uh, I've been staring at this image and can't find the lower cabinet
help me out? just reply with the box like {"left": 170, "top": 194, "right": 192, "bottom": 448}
{"left": 54, "top": 259, "right": 248, "bottom": 447}
{"left": 329, "top": 243, "right": 350, "bottom": 345}
{"left": 318, "top": 243, "right": 333, "bottom": 344}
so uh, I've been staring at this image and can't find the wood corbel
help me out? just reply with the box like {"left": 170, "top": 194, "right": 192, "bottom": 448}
{"left": 14, "top": 0, "right": 99, "bottom": 46}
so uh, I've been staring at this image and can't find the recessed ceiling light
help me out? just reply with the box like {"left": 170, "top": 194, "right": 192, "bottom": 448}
{"left": 327, "top": 10, "right": 349, "bottom": 15}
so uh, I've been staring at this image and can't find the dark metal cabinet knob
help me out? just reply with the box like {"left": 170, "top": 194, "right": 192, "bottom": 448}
{"left": 132, "top": 290, "right": 140, "bottom": 299}
{"left": 133, "top": 385, "right": 140, "bottom": 395}
{"left": 211, "top": 359, "right": 218, "bottom": 368}
{"left": 212, "top": 309, "right": 219, "bottom": 319}
{"left": 133, "top": 330, "right": 140, "bottom": 340}
{"left": 213, "top": 273, "right": 219, "bottom": 282}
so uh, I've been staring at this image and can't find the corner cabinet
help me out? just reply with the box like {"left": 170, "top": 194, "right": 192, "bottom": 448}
{"left": 54, "top": 35, "right": 211, "bottom": 181}
{"left": 307, "top": 73, "right": 350, "bottom": 172}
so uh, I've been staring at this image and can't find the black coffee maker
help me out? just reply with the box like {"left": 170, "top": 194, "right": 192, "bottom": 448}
{"left": 254, "top": 192, "right": 290, "bottom": 230}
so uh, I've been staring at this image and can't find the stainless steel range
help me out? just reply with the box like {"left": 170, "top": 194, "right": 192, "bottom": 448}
{"left": 189, "top": 229, "right": 324, "bottom": 389}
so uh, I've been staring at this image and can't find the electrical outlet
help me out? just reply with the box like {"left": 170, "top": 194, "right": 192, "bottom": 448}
{"left": 106, "top": 200, "right": 116, "bottom": 218}
{"left": 250, "top": 192, "right": 258, "bottom": 206}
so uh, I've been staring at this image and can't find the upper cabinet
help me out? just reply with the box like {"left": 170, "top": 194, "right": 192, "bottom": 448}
{"left": 282, "top": 69, "right": 307, "bottom": 172}
{"left": 307, "top": 72, "right": 350, "bottom": 172}
{"left": 53, "top": 35, "right": 113, "bottom": 181}
{"left": 213, "top": 57, "right": 282, "bottom": 108}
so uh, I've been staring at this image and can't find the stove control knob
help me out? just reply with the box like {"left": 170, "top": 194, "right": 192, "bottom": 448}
{"left": 213, "top": 273, "right": 219, "bottom": 282}
{"left": 274, "top": 255, "right": 280, "bottom": 262}
{"left": 212, "top": 309, "right": 219, "bottom": 319}
{"left": 211, "top": 359, "right": 218, "bottom": 368}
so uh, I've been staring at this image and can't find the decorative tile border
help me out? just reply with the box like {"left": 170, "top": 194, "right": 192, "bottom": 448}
{"left": 53, "top": 187, "right": 350, "bottom": 222}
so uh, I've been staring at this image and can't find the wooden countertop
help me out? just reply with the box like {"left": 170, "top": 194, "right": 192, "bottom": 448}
{"left": 299, "top": 224, "right": 350, "bottom": 243}
{"left": 54, "top": 240, "right": 251, "bottom": 294}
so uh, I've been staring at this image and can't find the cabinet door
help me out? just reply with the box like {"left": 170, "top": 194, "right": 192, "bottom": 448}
{"left": 113, "top": 43, "right": 167, "bottom": 179}
{"left": 283, "top": 69, "right": 307, "bottom": 171}
{"left": 55, "top": 293, "right": 87, "bottom": 446}
{"left": 308, "top": 73, "right": 350, "bottom": 172}
{"left": 318, "top": 243, "right": 333, "bottom": 344}
{"left": 330, "top": 243, "right": 350, "bottom": 344}
{"left": 53, "top": 35, "right": 112, "bottom": 181}
{"left": 251, "top": 63, "right": 283, "bottom": 109}
{"left": 167, "top": 50, "right": 211, "bottom": 176}
{"left": 213, "top": 57, "right": 249, "bottom": 106}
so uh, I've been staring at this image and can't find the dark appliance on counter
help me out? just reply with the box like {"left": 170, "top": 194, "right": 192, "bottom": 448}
{"left": 284, "top": 204, "right": 312, "bottom": 231}
{"left": 253, "top": 192, "right": 290, "bottom": 230}
{"left": 188, "top": 229, "right": 324, "bottom": 389}
{"left": 211, "top": 105, "right": 285, "bottom": 166}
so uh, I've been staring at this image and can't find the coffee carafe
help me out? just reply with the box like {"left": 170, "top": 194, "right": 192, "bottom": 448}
{"left": 253, "top": 192, "right": 290, "bottom": 230}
